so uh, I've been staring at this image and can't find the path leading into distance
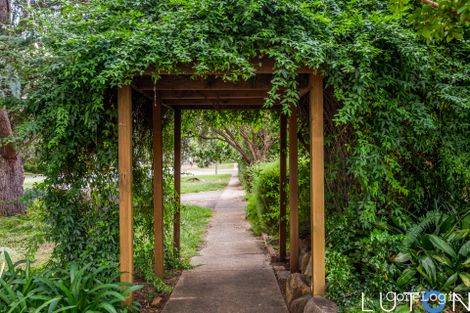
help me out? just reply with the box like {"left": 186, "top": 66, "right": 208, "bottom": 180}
{"left": 163, "top": 169, "right": 288, "bottom": 313}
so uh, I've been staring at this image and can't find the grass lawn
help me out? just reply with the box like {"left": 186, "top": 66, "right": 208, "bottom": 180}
{"left": 180, "top": 204, "right": 213, "bottom": 260}
{"left": 181, "top": 174, "right": 231, "bottom": 194}
{"left": 23, "top": 174, "right": 45, "bottom": 190}
{"left": 0, "top": 214, "right": 52, "bottom": 266}
{"left": 0, "top": 204, "right": 211, "bottom": 267}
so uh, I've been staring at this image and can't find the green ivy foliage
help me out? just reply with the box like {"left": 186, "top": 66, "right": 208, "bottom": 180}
{"left": 6, "top": 0, "right": 470, "bottom": 310}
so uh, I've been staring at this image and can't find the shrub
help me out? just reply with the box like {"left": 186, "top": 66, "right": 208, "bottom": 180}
{"left": 242, "top": 157, "right": 310, "bottom": 237}
{"left": 395, "top": 209, "right": 470, "bottom": 292}
{"left": 0, "top": 252, "right": 141, "bottom": 312}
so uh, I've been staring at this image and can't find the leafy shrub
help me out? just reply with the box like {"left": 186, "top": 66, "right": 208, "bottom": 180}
{"left": 0, "top": 251, "right": 141, "bottom": 312}
{"left": 395, "top": 209, "right": 470, "bottom": 292}
{"left": 242, "top": 157, "right": 310, "bottom": 237}
{"left": 326, "top": 213, "right": 403, "bottom": 311}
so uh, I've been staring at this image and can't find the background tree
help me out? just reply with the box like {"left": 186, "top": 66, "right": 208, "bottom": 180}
{"left": 0, "top": 0, "right": 24, "bottom": 216}
{"left": 393, "top": 0, "right": 470, "bottom": 41}
{"left": 188, "top": 110, "right": 278, "bottom": 166}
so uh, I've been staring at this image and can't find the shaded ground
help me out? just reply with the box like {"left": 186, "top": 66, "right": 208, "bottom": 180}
{"left": 162, "top": 173, "right": 288, "bottom": 313}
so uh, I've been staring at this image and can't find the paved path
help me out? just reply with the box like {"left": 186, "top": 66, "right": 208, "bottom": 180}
{"left": 163, "top": 172, "right": 288, "bottom": 313}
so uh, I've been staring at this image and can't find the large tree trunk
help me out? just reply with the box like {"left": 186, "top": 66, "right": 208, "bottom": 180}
{"left": 0, "top": 0, "right": 9, "bottom": 23}
{"left": 0, "top": 0, "right": 25, "bottom": 216}
{"left": 0, "top": 110, "right": 24, "bottom": 216}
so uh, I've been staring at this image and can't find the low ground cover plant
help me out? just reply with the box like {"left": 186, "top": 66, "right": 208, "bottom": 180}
{"left": 0, "top": 252, "right": 141, "bottom": 312}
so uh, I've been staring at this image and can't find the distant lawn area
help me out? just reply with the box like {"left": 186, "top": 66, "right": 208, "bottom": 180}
{"left": 181, "top": 174, "right": 231, "bottom": 194}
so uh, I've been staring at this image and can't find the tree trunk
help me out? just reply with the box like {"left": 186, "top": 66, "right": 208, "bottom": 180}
{"left": 0, "top": 110, "right": 24, "bottom": 216}
{"left": 0, "top": 0, "right": 25, "bottom": 216}
{"left": 0, "top": 0, "right": 9, "bottom": 24}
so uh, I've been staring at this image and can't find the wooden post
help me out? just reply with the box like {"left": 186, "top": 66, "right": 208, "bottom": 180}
{"left": 309, "top": 74, "right": 326, "bottom": 295}
{"left": 153, "top": 94, "right": 164, "bottom": 277}
{"left": 173, "top": 108, "right": 181, "bottom": 256}
{"left": 279, "top": 113, "right": 287, "bottom": 262}
{"left": 118, "top": 86, "right": 134, "bottom": 301}
{"left": 289, "top": 104, "right": 299, "bottom": 273}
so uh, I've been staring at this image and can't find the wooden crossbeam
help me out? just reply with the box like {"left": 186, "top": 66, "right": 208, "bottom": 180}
{"left": 163, "top": 99, "right": 266, "bottom": 106}
{"left": 170, "top": 104, "right": 276, "bottom": 110}
{"left": 159, "top": 90, "right": 269, "bottom": 100}
{"left": 134, "top": 75, "right": 274, "bottom": 91}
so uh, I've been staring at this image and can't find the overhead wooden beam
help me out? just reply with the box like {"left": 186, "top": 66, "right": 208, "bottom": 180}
{"left": 118, "top": 85, "right": 134, "bottom": 302}
{"left": 163, "top": 99, "right": 266, "bottom": 106}
{"left": 153, "top": 94, "right": 165, "bottom": 277}
{"left": 279, "top": 113, "right": 287, "bottom": 262}
{"left": 135, "top": 75, "right": 274, "bottom": 91}
{"left": 171, "top": 104, "right": 276, "bottom": 110}
{"left": 289, "top": 104, "right": 299, "bottom": 273}
{"left": 143, "top": 58, "right": 315, "bottom": 75}
{"left": 309, "top": 74, "right": 326, "bottom": 295}
{"left": 173, "top": 109, "right": 181, "bottom": 257}
{"left": 159, "top": 90, "right": 269, "bottom": 100}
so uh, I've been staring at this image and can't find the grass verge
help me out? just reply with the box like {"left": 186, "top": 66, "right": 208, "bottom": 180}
{"left": 180, "top": 204, "right": 212, "bottom": 260}
{"left": 181, "top": 174, "right": 231, "bottom": 194}
{"left": 0, "top": 214, "right": 52, "bottom": 265}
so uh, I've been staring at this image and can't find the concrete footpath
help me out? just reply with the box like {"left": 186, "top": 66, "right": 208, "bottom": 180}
{"left": 162, "top": 172, "right": 288, "bottom": 313}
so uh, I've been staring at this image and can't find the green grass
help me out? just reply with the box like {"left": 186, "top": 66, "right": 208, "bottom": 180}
{"left": 23, "top": 180, "right": 35, "bottom": 190}
{"left": 23, "top": 174, "right": 45, "bottom": 190}
{"left": 181, "top": 174, "right": 231, "bottom": 194}
{"left": 0, "top": 214, "right": 52, "bottom": 265}
{"left": 180, "top": 205, "right": 212, "bottom": 260}
{"left": 214, "top": 162, "right": 235, "bottom": 170}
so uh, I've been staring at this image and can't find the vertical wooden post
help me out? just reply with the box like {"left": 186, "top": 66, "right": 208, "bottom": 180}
{"left": 309, "top": 74, "right": 326, "bottom": 295}
{"left": 153, "top": 94, "right": 164, "bottom": 277}
{"left": 279, "top": 113, "right": 287, "bottom": 262}
{"left": 118, "top": 86, "right": 134, "bottom": 301}
{"left": 289, "top": 104, "right": 299, "bottom": 273}
{"left": 173, "top": 108, "right": 181, "bottom": 256}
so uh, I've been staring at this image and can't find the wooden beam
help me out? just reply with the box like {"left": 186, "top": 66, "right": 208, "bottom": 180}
{"left": 118, "top": 85, "right": 134, "bottom": 302}
{"left": 279, "top": 113, "right": 287, "bottom": 262}
{"left": 171, "top": 104, "right": 275, "bottom": 110}
{"left": 135, "top": 75, "right": 274, "bottom": 91}
{"left": 289, "top": 104, "right": 299, "bottom": 273}
{"left": 143, "top": 58, "right": 315, "bottom": 75}
{"left": 173, "top": 109, "right": 181, "bottom": 257}
{"left": 163, "top": 99, "right": 266, "bottom": 106}
{"left": 309, "top": 74, "right": 325, "bottom": 295}
{"left": 153, "top": 94, "right": 165, "bottom": 277}
{"left": 159, "top": 90, "right": 269, "bottom": 100}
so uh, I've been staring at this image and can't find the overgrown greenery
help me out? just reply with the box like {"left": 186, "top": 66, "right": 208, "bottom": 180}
{"left": 2, "top": 0, "right": 469, "bottom": 311}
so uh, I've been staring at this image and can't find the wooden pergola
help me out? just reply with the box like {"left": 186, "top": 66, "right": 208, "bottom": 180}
{"left": 117, "top": 59, "right": 325, "bottom": 300}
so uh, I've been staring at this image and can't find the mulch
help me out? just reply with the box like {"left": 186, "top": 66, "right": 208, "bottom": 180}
{"left": 134, "top": 269, "right": 182, "bottom": 313}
